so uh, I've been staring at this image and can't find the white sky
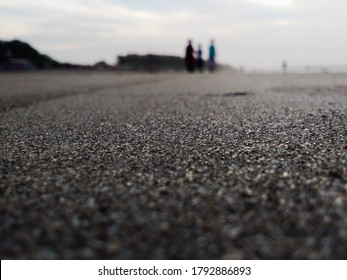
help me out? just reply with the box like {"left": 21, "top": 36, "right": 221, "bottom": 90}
{"left": 1, "top": 0, "right": 346, "bottom": 69}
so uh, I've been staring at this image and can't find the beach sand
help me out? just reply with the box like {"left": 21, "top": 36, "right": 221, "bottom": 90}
{"left": 1, "top": 70, "right": 346, "bottom": 259}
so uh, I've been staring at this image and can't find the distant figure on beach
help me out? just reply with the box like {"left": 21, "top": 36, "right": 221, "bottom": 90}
{"left": 185, "top": 40, "right": 195, "bottom": 72}
{"left": 208, "top": 40, "right": 216, "bottom": 72}
{"left": 196, "top": 44, "right": 204, "bottom": 72}
{"left": 282, "top": 60, "right": 287, "bottom": 72}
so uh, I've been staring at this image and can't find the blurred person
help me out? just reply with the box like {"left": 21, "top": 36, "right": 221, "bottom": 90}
{"left": 196, "top": 44, "right": 204, "bottom": 72}
{"left": 282, "top": 60, "right": 287, "bottom": 72}
{"left": 185, "top": 40, "right": 195, "bottom": 72}
{"left": 208, "top": 40, "right": 216, "bottom": 72}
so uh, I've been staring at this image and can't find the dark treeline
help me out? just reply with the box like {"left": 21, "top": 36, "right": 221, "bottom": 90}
{"left": 118, "top": 54, "right": 230, "bottom": 72}
{"left": 0, "top": 40, "right": 60, "bottom": 70}
{"left": 1, "top": 39, "right": 229, "bottom": 72}
{"left": 0, "top": 40, "right": 92, "bottom": 71}
{"left": 116, "top": 54, "right": 185, "bottom": 72}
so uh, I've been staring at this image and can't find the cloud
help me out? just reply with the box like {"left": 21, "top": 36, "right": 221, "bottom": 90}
{"left": 246, "top": 0, "right": 292, "bottom": 8}
{"left": 0, "top": 0, "right": 300, "bottom": 40}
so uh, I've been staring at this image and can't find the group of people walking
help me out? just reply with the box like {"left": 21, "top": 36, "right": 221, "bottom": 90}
{"left": 185, "top": 40, "right": 216, "bottom": 73}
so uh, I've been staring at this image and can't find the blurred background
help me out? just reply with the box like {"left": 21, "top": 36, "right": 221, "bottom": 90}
{"left": 1, "top": 0, "right": 347, "bottom": 72}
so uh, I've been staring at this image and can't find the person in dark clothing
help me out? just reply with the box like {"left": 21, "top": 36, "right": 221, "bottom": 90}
{"left": 185, "top": 40, "right": 195, "bottom": 72}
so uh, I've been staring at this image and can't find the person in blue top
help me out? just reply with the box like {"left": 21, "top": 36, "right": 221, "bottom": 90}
{"left": 196, "top": 44, "right": 204, "bottom": 72}
{"left": 208, "top": 40, "right": 216, "bottom": 72}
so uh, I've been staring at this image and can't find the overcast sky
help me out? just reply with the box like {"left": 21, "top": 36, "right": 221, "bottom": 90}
{"left": 1, "top": 0, "right": 346, "bottom": 69}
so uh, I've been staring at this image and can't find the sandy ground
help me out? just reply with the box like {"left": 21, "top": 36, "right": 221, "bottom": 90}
{"left": 0, "top": 70, "right": 347, "bottom": 259}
